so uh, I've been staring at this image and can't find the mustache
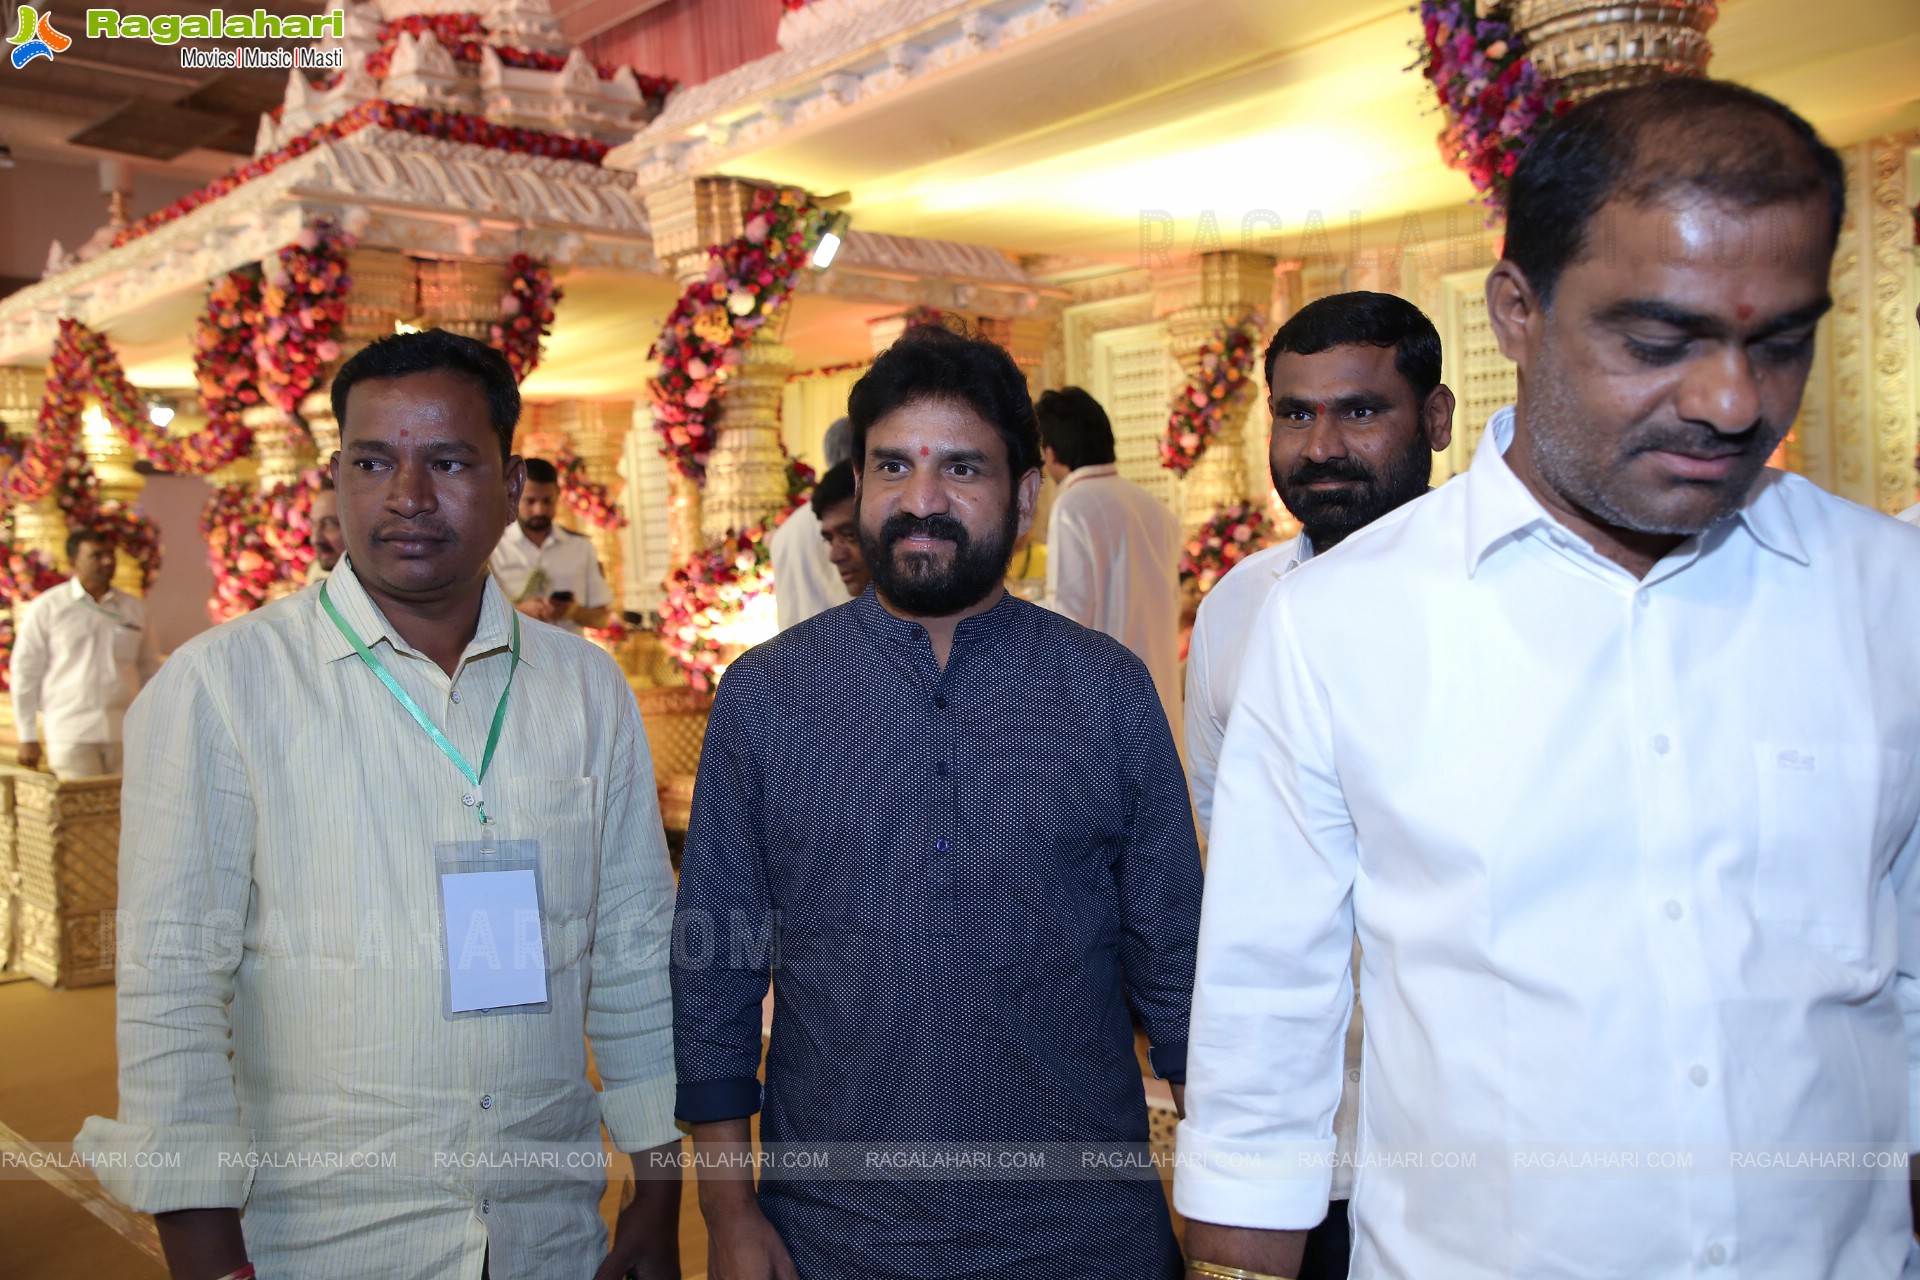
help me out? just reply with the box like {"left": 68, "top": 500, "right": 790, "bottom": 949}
{"left": 1628, "top": 424, "right": 1772, "bottom": 460}
{"left": 1285, "top": 456, "right": 1376, "bottom": 488}
{"left": 878, "top": 513, "right": 970, "bottom": 549}
{"left": 371, "top": 519, "right": 459, "bottom": 543}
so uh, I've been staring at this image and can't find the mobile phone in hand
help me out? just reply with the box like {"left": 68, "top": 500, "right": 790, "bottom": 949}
{"left": 550, "top": 591, "right": 575, "bottom": 604}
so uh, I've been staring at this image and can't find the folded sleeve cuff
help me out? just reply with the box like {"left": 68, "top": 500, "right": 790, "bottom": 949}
{"left": 75, "top": 1116, "right": 255, "bottom": 1215}
{"left": 1171, "top": 1121, "right": 1336, "bottom": 1231}
{"left": 674, "top": 1077, "right": 762, "bottom": 1125}
{"left": 1148, "top": 1040, "right": 1187, "bottom": 1083}
{"left": 599, "top": 1072, "right": 682, "bottom": 1154}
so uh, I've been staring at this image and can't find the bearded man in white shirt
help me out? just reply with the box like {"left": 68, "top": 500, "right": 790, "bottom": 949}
{"left": 488, "top": 456, "right": 614, "bottom": 632}
{"left": 1179, "top": 79, "right": 1920, "bottom": 1280}
{"left": 1182, "top": 291, "right": 1453, "bottom": 1280}
{"left": 1038, "top": 386, "right": 1182, "bottom": 728}
{"left": 770, "top": 417, "right": 854, "bottom": 630}
{"left": 10, "top": 528, "right": 159, "bottom": 778}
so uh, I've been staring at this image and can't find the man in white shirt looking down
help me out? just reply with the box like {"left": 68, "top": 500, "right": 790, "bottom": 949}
{"left": 1178, "top": 79, "right": 1920, "bottom": 1279}
{"left": 488, "top": 456, "right": 613, "bottom": 632}
{"left": 10, "top": 527, "right": 159, "bottom": 778}
{"left": 1037, "top": 386, "right": 1182, "bottom": 730}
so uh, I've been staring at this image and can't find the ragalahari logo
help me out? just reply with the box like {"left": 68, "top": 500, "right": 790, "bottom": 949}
{"left": 9, "top": 4, "right": 72, "bottom": 67}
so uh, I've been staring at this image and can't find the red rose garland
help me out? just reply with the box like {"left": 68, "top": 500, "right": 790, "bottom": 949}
{"left": 490, "top": 255, "right": 561, "bottom": 384}
{"left": 1160, "top": 315, "right": 1262, "bottom": 474}
{"left": 188, "top": 268, "right": 265, "bottom": 469}
{"left": 657, "top": 458, "right": 811, "bottom": 688}
{"left": 256, "top": 220, "right": 352, "bottom": 417}
{"left": 554, "top": 447, "right": 626, "bottom": 530}
{"left": 199, "top": 470, "right": 324, "bottom": 621}
{"left": 1179, "top": 501, "right": 1273, "bottom": 596}
{"left": 647, "top": 188, "right": 825, "bottom": 480}
{"left": 112, "top": 101, "right": 617, "bottom": 249}
{"left": 0, "top": 536, "right": 68, "bottom": 691}
{"left": 1415, "top": 0, "right": 1567, "bottom": 210}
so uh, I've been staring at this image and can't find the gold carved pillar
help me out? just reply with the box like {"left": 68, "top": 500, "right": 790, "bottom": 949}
{"left": 526, "top": 402, "right": 632, "bottom": 607}
{"left": 1, "top": 371, "right": 62, "bottom": 570}
{"left": 417, "top": 259, "right": 508, "bottom": 342}
{"left": 307, "top": 247, "right": 420, "bottom": 458}
{"left": 81, "top": 407, "right": 147, "bottom": 594}
{"left": 1157, "top": 250, "right": 1276, "bottom": 535}
{"left": 702, "top": 334, "right": 794, "bottom": 541}
{"left": 249, "top": 407, "right": 317, "bottom": 491}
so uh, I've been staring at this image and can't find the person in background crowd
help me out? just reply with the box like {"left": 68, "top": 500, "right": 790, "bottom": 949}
{"left": 78, "top": 329, "right": 681, "bottom": 1280}
{"left": 675, "top": 324, "right": 1202, "bottom": 1280}
{"left": 1180, "top": 290, "right": 1453, "bottom": 1280}
{"left": 809, "top": 458, "right": 869, "bottom": 601}
{"left": 10, "top": 528, "right": 159, "bottom": 779}
{"left": 1177, "top": 79, "right": 1920, "bottom": 1279}
{"left": 772, "top": 417, "right": 855, "bottom": 630}
{"left": 1037, "top": 386, "right": 1182, "bottom": 731}
{"left": 488, "top": 456, "right": 613, "bottom": 632}
{"left": 307, "top": 477, "right": 346, "bottom": 583}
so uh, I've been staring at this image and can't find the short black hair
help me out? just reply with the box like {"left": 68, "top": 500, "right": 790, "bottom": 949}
{"left": 65, "top": 528, "right": 107, "bottom": 562}
{"left": 329, "top": 328, "right": 520, "bottom": 461}
{"left": 1505, "top": 78, "right": 1845, "bottom": 306}
{"left": 522, "top": 457, "right": 559, "bottom": 486}
{"left": 1264, "top": 291, "right": 1443, "bottom": 404}
{"left": 1034, "top": 387, "right": 1117, "bottom": 471}
{"left": 847, "top": 323, "right": 1041, "bottom": 483}
{"left": 810, "top": 459, "right": 857, "bottom": 518}
{"left": 316, "top": 475, "right": 335, "bottom": 493}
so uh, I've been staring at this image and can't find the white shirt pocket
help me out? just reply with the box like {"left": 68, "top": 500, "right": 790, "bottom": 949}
{"left": 1751, "top": 741, "right": 1897, "bottom": 960}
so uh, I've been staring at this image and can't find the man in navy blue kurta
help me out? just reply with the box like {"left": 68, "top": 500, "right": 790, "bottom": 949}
{"left": 673, "top": 324, "right": 1202, "bottom": 1280}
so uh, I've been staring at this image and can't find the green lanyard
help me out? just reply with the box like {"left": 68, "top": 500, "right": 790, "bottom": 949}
{"left": 320, "top": 580, "right": 520, "bottom": 826}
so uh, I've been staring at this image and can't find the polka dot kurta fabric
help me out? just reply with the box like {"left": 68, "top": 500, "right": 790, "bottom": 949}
{"left": 673, "top": 588, "right": 1202, "bottom": 1278}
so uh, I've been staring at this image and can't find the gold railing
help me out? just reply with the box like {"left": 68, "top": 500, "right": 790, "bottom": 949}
{"left": 0, "top": 766, "right": 120, "bottom": 988}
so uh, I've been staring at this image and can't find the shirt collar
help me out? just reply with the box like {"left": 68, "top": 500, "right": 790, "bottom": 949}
{"left": 1284, "top": 531, "right": 1314, "bottom": 575}
{"left": 1465, "top": 404, "right": 1811, "bottom": 576}
{"left": 316, "top": 556, "right": 523, "bottom": 668}
{"left": 1058, "top": 463, "right": 1118, "bottom": 493}
{"left": 850, "top": 583, "right": 1024, "bottom": 651}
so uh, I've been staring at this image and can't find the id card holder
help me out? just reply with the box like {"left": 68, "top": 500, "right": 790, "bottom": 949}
{"left": 434, "top": 839, "right": 552, "bottom": 1019}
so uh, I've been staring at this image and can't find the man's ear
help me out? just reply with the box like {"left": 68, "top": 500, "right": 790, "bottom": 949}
{"left": 1014, "top": 467, "right": 1042, "bottom": 541}
{"left": 505, "top": 454, "right": 526, "bottom": 511}
{"left": 1423, "top": 384, "right": 1457, "bottom": 453}
{"left": 1485, "top": 260, "right": 1544, "bottom": 373}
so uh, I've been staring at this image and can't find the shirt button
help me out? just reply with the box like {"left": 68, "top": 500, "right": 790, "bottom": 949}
{"left": 462, "top": 793, "right": 477, "bottom": 807}
{"left": 481, "top": 1198, "right": 491, "bottom": 1215}
{"left": 1706, "top": 1243, "right": 1728, "bottom": 1266}
{"left": 1652, "top": 734, "right": 1671, "bottom": 755}
{"left": 1689, "top": 1064, "right": 1710, "bottom": 1087}
{"left": 1635, "top": 591, "right": 1650, "bottom": 609}
{"left": 933, "top": 695, "right": 949, "bottom": 710}
{"left": 935, "top": 838, "right": 951, "bottom": 853}
{"left": 451, "top": 690, "right": 463, "bottom": 704}
{"left": 480, "top": 1094, "right": 492, "bottom": 1109}
{"left": 1663, "top": 900, "right": 1683, "bottom": 921}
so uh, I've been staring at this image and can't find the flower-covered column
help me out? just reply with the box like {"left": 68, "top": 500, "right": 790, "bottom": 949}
{"left": 250, "top": 407, "right": 317, "bottom": 492}
{"left": 700, "top": 333, "right": 794, "bottom": 543}
{"left": 306, "top": 247, "right": 420, "bottom": 458}
{"left": 1157, "top": 250, "right": 1276, "bottom": 536}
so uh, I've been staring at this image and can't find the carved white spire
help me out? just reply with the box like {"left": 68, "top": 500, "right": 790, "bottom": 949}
{"left": 483, "top": 0, "right": 568, "bottom": 55}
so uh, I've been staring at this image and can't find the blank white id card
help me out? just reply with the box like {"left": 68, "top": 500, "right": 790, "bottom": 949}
{"left": 434, "top": 839, "right": 551, "bottom": 1018}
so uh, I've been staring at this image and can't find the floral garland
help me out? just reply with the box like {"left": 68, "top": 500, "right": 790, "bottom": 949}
{"left": 189, "top": 267, "right": 265, "bottom": 466}
{"left": 647, "top": 187, "right": 825, "bottom": 479}
{"left": 199, "top": 470, "right": 323, "bottom": 621}
{"left": 554, "top": 446, "right": 626, "bottom": 529}
{"left": 256, "top": 220, "right": 352, "bottom": 416}
{"left": 314, "top": 13, "right": 675, "bottom": 97}
{"left": 1180, "top": 501, "right": 1273, "bottom": 596}
{"left": 1415, "top": 0, "right": 1565, "bottom": 209}
{"left": 1160, "top": 314, "right": 1262, "bottom": 474}
{"left": 490, "top": 254, "right": 561, "bottom": 383}
{"left": 0, "top": 535, "right": 67, "bottom": 691}
{"left": 113, "top": 101, "right": 613, "bottom": 248}
{"left": 657, "top": 460, "right": 811, "bottom": 689}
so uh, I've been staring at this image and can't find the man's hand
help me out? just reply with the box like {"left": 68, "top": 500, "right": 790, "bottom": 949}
{"left": 1183, "top": 1220, "right": 1307, "bottom": 1280}
{"left": 16, "top": 742, "right": 41, "bottom": 770}
{"left": 154, "top": 1207, "right": 248, "bottom": 1280}
{"left": 1170, "top": 1082, "right": 1186, "bottom": 1120}
{"left": 592, "top": 1141, "right": 683, "bottom": 1280}
{"left": 513, "top": 599, "right": 567, "bottom": 623}
{"left": 692, "top": 1119, "right": 798, "bottom": 1280}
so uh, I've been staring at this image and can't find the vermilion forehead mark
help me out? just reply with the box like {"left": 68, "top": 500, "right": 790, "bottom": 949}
{"left": 920, "top": 446, "right": 930, "bottom": 457}
{"left": 1736, "top": 304, "right": 1754, "bottom": 322}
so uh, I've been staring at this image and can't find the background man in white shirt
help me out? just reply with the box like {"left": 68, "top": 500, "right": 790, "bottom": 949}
{"left": 10, "top": 528, "right": 159, "bottom": 778}
{"left": 771, "top": 417, "right": 853, "bottom": 630}
{"left": 1182, "top": 291, "right": 1453, "bottom": 1280}
{"left": 306, "top": 478, "right": 345, "bottom": 583}
{"left": 1037, "top": 386, "right": 1182, "bottom": 729}
{"left": 809, "top": 458, "right": 870, "bottom": 602}
{"left": 1179, "top": 79, "right": 1920, "bottom": 1279}
{"left": 488, "top": 456, "right": 612, "bottom": 632}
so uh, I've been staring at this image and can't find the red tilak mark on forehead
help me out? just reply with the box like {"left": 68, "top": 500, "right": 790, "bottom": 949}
{"left": 1736, "top": 304, "right": 1754, "bottom": 321}
{"left": 920, "top": 446, "right": 930, "bottom": 457}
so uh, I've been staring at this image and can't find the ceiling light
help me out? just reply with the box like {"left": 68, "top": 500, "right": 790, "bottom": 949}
{"left": 811, "top": 210, "right": 851, "bottom": 269}
{"left": 148, "top": 404, "right": 174, "bottom": 428}
{"left": 394, "top": 320, "right": 421, "bottom": 334}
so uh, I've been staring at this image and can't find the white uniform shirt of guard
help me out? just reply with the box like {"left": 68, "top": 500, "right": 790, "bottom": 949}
{"left": 8, "top": 576, "right": 159, "bottom": 748}
{"left": 76, "top": 558, "right": 679, "bottom": 1280}
{"left": 488, "top": 521, "right": 612, "bottom": 632}
{"left": 1043, "top": 462, "right": 1183, "bottom": 729}
{"left": 1176, "top": 407, "right": 1920, "bottom": 1278}
{"left": 768, "top": 501, "right": 846, "bottom": 630}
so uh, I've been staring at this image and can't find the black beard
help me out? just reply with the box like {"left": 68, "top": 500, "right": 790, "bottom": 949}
{"left": 860, "top": 506, "right": 1016, "bottom": 617}
{"left": 1277, "top": 431, "right": 1432, "bottom": 551}
{"left": 520, "top": 516, "right": 553, "bottom": 534}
